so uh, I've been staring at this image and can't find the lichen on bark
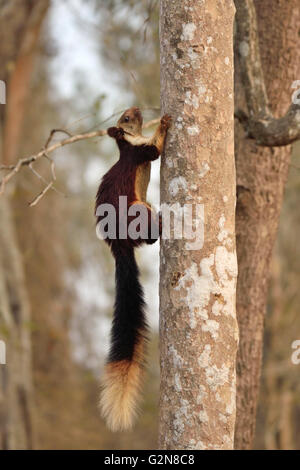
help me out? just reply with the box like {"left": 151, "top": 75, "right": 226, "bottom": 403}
{"left": 159, "top": 0, "right": 238, "bottom": 450}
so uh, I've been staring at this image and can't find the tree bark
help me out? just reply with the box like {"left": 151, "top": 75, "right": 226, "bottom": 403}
{"left": 234, "top": 0, "right": 300, "bottom": 148}
{"left": 1, "top": 0, "right": 49, "bottom": 165}
{"left": 234, "top": 0, "right": 300, "bottom": 449}
{"left": 159, "top": 0, "right": 238, "bottom": 450}
{"left": 0, "top": 0, "right": 49, "bottom": 449}
{"left": 0, "top": 196, "right": 34, "bottom": 449}
{"left": 263, "top": 254, "right": 294, "bottom": 450}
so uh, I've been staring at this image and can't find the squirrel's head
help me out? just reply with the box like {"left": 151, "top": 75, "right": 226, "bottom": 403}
{"left": 117, "top": 107, "right": 143, "bottom": 136}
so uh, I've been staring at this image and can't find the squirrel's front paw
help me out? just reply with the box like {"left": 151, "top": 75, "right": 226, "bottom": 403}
{"left": 107, "top": 127, "right": 125, "bottom": 140}
{"left": 160, "top": 114, "right": 172, "bottom": 130}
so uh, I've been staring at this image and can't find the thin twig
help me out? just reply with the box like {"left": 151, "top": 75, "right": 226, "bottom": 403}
{"left": 45, "top": 128, "right": 73, "bottom": 148}
{"left": 29, "top": 182, "right": 54, "bottom": 207}
{"left": 0, "top": 129, "right": 106, "bottom": 196}
{"left": 43, "top": 152, "right": 57, "bottom": 181}
{"left": 84, "top": 106, "right": 160, "bottom": 133}
{"left": 0, "top": 115, "right": 161, "bottom": 204}
{"left": 28, "top": 163, "right": 65, "bottom": 198}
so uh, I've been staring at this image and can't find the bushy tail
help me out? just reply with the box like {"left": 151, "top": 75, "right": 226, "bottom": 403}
{"left": 99, "top": 246, "right": 148, "bottom": 432}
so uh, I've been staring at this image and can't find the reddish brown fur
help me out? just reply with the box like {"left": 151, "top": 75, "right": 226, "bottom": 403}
{"left": 96, "top": 108, "right": 171, "bottom": 431}
{"left": 95, "top": 108, "right": 171, "bottom": 254}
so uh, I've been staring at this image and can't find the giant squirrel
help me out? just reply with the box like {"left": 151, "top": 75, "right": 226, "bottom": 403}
{"left": 95, "top": 107, "right": 172, "bottom": 431}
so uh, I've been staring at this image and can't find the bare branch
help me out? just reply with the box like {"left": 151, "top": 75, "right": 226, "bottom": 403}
{"left": 83, "top": 106, "right": 160, "bottom": 133}
{"left": 0, "top": 129, "right": 106, "bottom": 196}
{"left": 28, "top": 163, "right": 65, "bottom": 198}
{"left": 235, "top": 0, "right": 300, "bottom": 147}
{"left": 43, "top": 152, "right": 57, "bottom": 181}
{"left": 0, "top": 117, "right": 161, "bottom": 199}
{"left": 29, "top": 182, "right": 54, "bottom": 207}
{"left": 45, "top": 128, "right": 73, "bottom": 148}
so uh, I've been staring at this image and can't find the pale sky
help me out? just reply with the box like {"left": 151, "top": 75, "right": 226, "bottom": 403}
{"left": 49, "top": 0, "right": 160, "bottom": 367}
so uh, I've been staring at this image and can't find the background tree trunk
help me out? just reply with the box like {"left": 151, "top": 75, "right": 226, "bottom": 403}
{"left": 234, "top": 0, "right": 300, "bottom": 449}
{"left": 2, "top": 0, "right": 49, "bottom": 165}
{"left": 263, "top": 253, "right": 294, "bottom": 450}
{"left": 0, "top": 0, "right": 49, "bottom": 449}
{"left": 159, "top": 0, "right": 238, "bottom": 450}
{"left": 264, "top": 253, "right": 284, "bottom": 450}
{"left": 0, "top": 196, "right": 34, "bottom": 449}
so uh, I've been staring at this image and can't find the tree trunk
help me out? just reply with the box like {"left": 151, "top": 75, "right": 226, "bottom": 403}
{"left": 263, "top": 254, "right": 294, "bottom": 450}
{"left": 159, "top": 0, "right": 238, "bottom": 450}
{"left": 0, "top": 196, "right": 34, "bottom": 449}
{"left": 0, "top": 0, "right": 49, "bottom": 449}
{"left": 234, "top": 0, "right": 300, "bottom": 449}
{"left": 1, "top": 0, "right": 49, "bottom": 165}
{"left": 264, "top": 253, "right": 283, "bottom": 450}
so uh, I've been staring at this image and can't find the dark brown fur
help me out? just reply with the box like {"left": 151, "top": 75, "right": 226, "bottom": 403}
{"left": 96, "top": 108, "right": 171, "bottom": 254}
{"left": 95, "top": 107, "right": 171, "bottom": 431}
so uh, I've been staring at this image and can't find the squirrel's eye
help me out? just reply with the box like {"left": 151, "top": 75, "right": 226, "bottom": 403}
{"left": 124, "top": 116, "right": 129, "bottom": 122}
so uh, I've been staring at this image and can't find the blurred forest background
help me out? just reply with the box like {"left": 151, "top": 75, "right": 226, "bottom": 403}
{"left": 0, "top": 0, "right": 300, "bottom": 449}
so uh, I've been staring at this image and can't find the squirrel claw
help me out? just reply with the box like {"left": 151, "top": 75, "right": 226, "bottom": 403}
{"left": 160, "top": 114, "right": 172, "bottom": 130}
